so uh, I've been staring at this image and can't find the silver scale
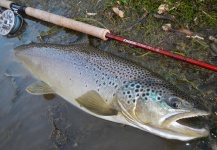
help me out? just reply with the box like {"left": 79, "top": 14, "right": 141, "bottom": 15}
{"left": 0, "top": 9, "right": 23, "bottom": 35}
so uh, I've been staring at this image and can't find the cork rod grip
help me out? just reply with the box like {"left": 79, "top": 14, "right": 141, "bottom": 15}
{"left": 0, "top": 0, "right": 12, "bottom": 9}
{"left": 25, "top": 7, "right": 110, "bottom": 40}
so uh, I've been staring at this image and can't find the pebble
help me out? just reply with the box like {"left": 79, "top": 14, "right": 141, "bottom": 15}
{"left": 210, "top": 43, "right": 217, "bottom": 55}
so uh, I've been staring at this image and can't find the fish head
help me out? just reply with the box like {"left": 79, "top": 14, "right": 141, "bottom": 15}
{"left": 116, "top": 80, "right": 210, "bottom": 141}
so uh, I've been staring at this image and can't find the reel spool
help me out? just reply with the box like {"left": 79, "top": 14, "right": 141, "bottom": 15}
{"left": 0, "top": 9, "right": 23, "bottom": 35}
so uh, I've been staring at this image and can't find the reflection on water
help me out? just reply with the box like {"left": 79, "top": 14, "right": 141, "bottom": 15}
{"left": 43, "top": 94, "right": 56, "bottom": 100}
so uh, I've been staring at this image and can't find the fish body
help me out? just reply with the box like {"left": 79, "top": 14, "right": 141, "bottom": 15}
{"left": 15, "top": 43, "right": 209, "bottom": 141}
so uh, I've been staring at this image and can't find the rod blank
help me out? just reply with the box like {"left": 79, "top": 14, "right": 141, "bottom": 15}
{"left": 106, "top": 33, "right": 217, "bottom": 72}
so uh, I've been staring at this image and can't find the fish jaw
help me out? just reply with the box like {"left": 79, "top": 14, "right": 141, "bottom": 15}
{"left": 159, "top": 110, "right": 210, "bottom": 139}
{"left": 131, "top": 121, "right": 208, "bottom": 141}
{"left": 136, "top": 110, "right": 210, "bottom": 141}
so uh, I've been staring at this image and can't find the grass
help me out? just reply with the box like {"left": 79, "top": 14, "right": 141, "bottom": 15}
{"left": 107, "top": 0, "right": 217, "bottom": 30}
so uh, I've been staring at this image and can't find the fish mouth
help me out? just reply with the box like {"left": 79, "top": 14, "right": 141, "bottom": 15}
{"left": 161, "top": 110, "right": 210, "bottom": 137}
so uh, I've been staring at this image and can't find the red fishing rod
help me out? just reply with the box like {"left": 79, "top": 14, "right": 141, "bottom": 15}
{"left": 0, "top": 1, "right": 216, "bottom": 72}
{"left": 106, "top": 33, "right": 217, "bottom": 72}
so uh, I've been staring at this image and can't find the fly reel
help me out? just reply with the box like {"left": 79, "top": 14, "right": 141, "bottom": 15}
{"left": 0, "top": 9, "right": 23, "bottom": 35}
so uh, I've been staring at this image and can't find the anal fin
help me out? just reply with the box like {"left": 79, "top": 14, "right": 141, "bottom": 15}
{"left": 26, "top": 81, "right": 54, "bottom": 95}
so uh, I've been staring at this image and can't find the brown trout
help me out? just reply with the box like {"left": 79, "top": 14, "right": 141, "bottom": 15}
{"left": 14, "top": 43, "right": 210, "bottom": 141}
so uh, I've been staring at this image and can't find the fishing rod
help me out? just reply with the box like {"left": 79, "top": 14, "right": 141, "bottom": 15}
{"left": 0, "top": 1, "right": 217, "bottom": 72}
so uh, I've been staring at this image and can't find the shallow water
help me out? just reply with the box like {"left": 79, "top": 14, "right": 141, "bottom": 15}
{"left": 0, "top": 0, "right": 217, "bottom": 150}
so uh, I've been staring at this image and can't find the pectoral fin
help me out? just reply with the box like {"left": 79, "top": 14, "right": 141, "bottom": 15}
{"left": 26, "top": 81, "right": 54, "bottom": 95}
{"left": 76, "top": 90, "right": 118, "bottom": 116}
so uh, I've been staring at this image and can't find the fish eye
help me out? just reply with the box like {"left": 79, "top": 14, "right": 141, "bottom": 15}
{"left": 171, "top": 101, "right": 181, "bottom": 109}
{"left": 169, "top": 97, "right": 182, "bottom": 109}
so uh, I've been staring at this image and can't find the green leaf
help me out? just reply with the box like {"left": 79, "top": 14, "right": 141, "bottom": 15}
{"left": 121, "top": 0, "right": 127, "bottom": 4}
